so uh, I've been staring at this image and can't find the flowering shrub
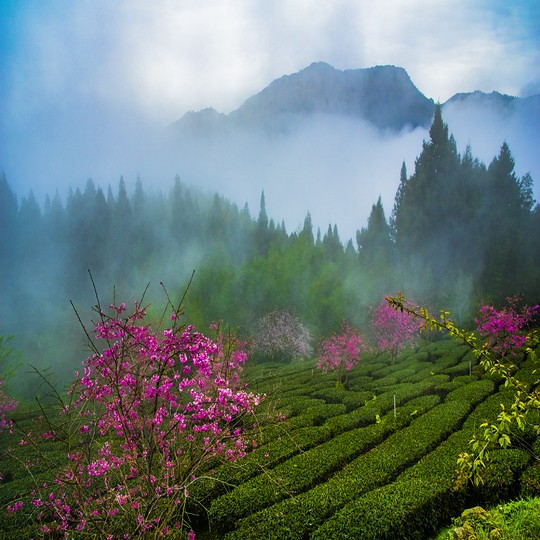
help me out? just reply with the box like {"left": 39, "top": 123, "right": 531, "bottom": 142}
{"left": 316, "top": 324, "right": 366, "bottom": 385}
{"left": 475, "top": 295, "right": 539, "bottom": 358}
{"left": 0, "top": 378, "right": 17, "bottom": 433}
{"left": 8, "top": 299, "right": 262, "bottom": 538}
{"left": 252, "top": 310, "right": 313, "bottom": 362}
{"left": 371, "top": 297, "right": 420, "bottom": 363}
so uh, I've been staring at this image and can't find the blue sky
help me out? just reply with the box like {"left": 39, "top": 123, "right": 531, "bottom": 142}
{"left": 1, "top": 0, "right": 539, "bottom": 234}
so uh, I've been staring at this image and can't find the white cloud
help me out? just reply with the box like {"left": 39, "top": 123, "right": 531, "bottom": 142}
{"left": 4, "top": 0, "right": 539, "bottom": 124}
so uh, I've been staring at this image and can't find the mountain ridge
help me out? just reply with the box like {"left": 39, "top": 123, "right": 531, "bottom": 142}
{"left": 170, "top": 62, "right": 538, "bottom": 136}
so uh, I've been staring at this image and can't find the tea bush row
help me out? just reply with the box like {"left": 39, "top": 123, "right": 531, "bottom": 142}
{"left": 189, "top": 424, "right": 333, "bottom": 505}
{"left": 209, "top": 395, "right": 440, "bottom": 532}
{"left": 312, "top": 452, "right": 529, "bottom": 540}
{"left": 322, "top": 383, "right": 439, "bottom": 435}
{"left": 312, "top": 403, "right": 529, "bottom": 540}
{"left": 224, "top": 388, "right": 488, "bottom": 540}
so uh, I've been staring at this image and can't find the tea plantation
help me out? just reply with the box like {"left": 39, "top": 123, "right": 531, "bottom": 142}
{"left": 1, "top": 337, "right": 539, "bottom": 539}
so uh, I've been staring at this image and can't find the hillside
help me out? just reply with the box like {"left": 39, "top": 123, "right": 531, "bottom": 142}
{"left": 2, "top": 336, "right": 538, "bottom": 538}
{"left": 193, "top": 338, "right": 538, "bottom": 539}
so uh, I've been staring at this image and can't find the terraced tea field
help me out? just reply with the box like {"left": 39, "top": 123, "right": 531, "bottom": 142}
{"left": 190, "top": 338, "right": 539, "bottom": 539}
{"left": 1, "top": 337, "right": 538, "bottom": 539}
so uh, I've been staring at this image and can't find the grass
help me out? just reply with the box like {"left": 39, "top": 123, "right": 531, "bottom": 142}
{"left": 433, "top": 497, "right": 540, "bottom": 539}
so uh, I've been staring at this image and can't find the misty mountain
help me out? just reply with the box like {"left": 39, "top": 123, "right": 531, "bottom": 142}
{"left": 172, "top": 62, "right": 435, "bottom": 134}
{"left": 165, "top": 63, "right": 539, "bottom": 243}
{"left": 172, "top": 62, "right": 540, "bottom": 138}
{"left": 444, "top": 90, "right": 540, "bottom": 120}
{"left": 171, "top": 62, "right": 540, "bottom": 138}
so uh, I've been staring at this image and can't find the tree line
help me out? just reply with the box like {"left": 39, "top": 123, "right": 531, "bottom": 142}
{"left": 0, "top": 105, "right": 538, "bottom": 379}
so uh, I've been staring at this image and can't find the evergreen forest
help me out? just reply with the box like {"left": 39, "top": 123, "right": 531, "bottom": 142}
{"left": 0, "top": 105, "right": 539, "bottom": 386}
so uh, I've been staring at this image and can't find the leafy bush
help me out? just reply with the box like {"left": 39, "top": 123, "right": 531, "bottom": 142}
{"left": 520, "top": 464, "right": 540, "bottom": 497}
{"left": 6, "top": 298, "right": 262, "bottom": 538}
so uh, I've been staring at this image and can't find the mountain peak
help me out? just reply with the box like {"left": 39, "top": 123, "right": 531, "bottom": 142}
{"left": 172, "top": 63, "right": 437, "bottom": 135}
{"left": 228, "top": 63, "right": 434, "bottom": 131}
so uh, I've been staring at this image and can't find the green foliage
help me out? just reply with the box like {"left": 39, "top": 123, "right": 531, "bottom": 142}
{"left": 520, "top": 464, "right": 540, "bottom": 498}
{"left": 3, "top": 334, "right": 539, "bottom": 538}
{"left": 387, "top": 294, "right": 540, "bottom": 491}
{"left": 436, "top": 498, "right": 540, "bottom": 540}
{"left": 225, "top": 398, "right": 479, "bottom": 539}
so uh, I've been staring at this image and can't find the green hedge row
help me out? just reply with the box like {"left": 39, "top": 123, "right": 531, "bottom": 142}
{"left": 402, "top": 364, "right": 443, "bottom": 383}
{"left": 322, "top": 382, "right": 441, "bottom": 435}
{"left": 273, "top": 396, "right": 325, "bottom": 416}
{"left": 310, "top": 383, "right": 528, "bottom": 540}
{"left": 445, "top": 379, "right": 495, "bottom": 402}
{"left": 434, "top": 378, "right": 465, "bottom": 395}
{"left": 312, "top": 446, "right": 530, "bottom": 539}
{"left": 340, "top": 390, "right": 378, "bottom": 411}
{"left": 443, "top": 360, "right": 474, "bottom": 377}
{"left": 310, "top": 387, "right": 343, "bottom": 403}
{"left": 435, "top": 352, "right": 466, "bottom": 370}
{"left": 342, "top": 375, "right": 372, "bottom": 390}
{"left": 210, "top": 395, "right": 440, "bottom": 532}
{"left": 373, "top": 376, "right": 449, "bottom": 398}
{"left": 224, "top": 396, "right": 480, "bottom": 539}
{"left": 370, "top": 359, "right": 422, "bottom": 379}
{"left": 302, "top": 403, "right": 347, "bottom": 425}
{"left": 312, "top": 422, "right": 472, "bottom": 540}
{"left": 520, "top": 463, "right": 540, "bottom": 497}
{"left": 420, "top": 339, "right": 468, "bottom": 357}
{"left": 189, "top": 423, "right": 333, "bottom": 505}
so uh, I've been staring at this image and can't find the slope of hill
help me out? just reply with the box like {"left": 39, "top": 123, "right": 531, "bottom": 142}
{"left": 3, "top": 337, "right": 534, "bottom": 538}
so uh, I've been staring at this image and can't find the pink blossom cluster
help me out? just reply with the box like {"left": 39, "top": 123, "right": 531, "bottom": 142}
{"left": 476, "top": 295, "right": 539, "bottom": 357}
{"left": 253, "top": 310, "right": 313, "bottom": 362}
{"left": 316, "top": 323, "right": 367, "bottom": 382}
{"left": 370, "top": 297, "right": 420, "bottom": 363}
{"left": 0, "top": 378, "right": 16, "bottom": 433}
{"left": 10, "top": 301, "right": 262, "bottom": 538}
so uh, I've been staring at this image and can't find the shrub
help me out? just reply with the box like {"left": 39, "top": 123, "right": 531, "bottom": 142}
{"left": 370, "top": 296, "right": 420, "bottom": 363}
{"left": 251, "top": 310, "right": 313, "bottom": 363}
{"left": 520, "top": 463, "right": 540, "bottom": 497}
{"left": 316, "top": 323, "right": 367, "bottom": 385}
{"left": 226, "top": 399, "right": 476, "bottom": 539}
{"left": 6, "top": 297, "right": 262, "bottom": 538}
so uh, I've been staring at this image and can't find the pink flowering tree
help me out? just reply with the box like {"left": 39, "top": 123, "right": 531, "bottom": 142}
{"left": 316, "top": 323, "right": 367, "bottom": 387}
{"left": 475, "top": 295, "right": 539, "bottom": 358}
{"left": 7, "top": 296, "right": 262, "bottom": 539}
{"left": 372, "top": 297, "right": 420, "bottom": 363}
{"left": 252, "top": 310, "right": 313, "bottom": 363}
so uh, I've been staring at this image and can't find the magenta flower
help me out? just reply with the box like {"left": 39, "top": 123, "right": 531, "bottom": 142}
{"left": 8, "top": 299, "right": 262, "bottom": 538}
{"left": 317, "top": 323, "right": 367, "bottom": 385}
{"left": 476, "top": 295, "right": 539, "bottom": 358}
{"left": 371, "top": 297, "right": 420, "bottom": 363}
